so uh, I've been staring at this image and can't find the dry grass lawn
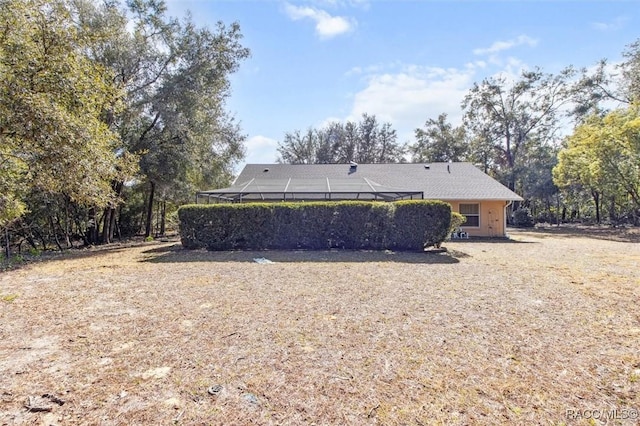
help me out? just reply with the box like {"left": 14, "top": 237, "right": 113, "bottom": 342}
{"left": 1, "top": 227, "right": 639, "bottom": 425}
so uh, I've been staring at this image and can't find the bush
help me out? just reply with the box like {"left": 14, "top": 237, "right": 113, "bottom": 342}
{"left": 178, "top": 203, "right": 274, "bottom": 250}
{"left": 389, "top": 200, "right": 452, "bottom": 250}
{"left": 325, "top": 202, "right": 392, "bottom": 250}
{"left": 534, "top": 211, "right": 557, "bottom": 224}
{"left": 178, "top": 200, "right": 452, "bottom": 251}
{"left": 448, "top": 212, "right": 467, "bottom": 237}
{"left": 512, "top": 207, "right": 534, "bottom": 228}
{"left": 271, "top": 203, "right": 335, "bottom": 249}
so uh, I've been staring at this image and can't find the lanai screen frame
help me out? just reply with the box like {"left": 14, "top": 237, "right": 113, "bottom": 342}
{"left": 195, "top": 177, "right": 424, "bottom": 203}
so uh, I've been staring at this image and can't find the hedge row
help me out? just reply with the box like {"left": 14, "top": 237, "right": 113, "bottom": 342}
{"left": 178, "top": 200, "right": 452, "bottom": 251}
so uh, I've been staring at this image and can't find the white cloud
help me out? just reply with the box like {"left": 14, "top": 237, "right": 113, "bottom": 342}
{"left": 502, "top": 57, "right": 528, "bottom": 79}
{"left": 342, "top": 52, "right": 544, "bottom": 145}
{"left": 473, "top": 35, "right": 538, "bottom": 56}
{"left": 465, "top": 60, "right": 487, "bottom": 70}
{"left": 347, "top": 66, "right": 476, "bottom": 142}
{"left": 344, "top": 63, "right": 388, "bottom": 77}
{"left": 284, "top": 3, "right": 355, "bottom": 39}
{"left": 317, "top": 116, "right": 344, "bottom": 128}
{"left": 310, "top": 0, "right": 370, "bottom": 9}
{"left": 348, "top": 0, "right": 369, "bottom": 8}
{"left": 345, "top": 66, "right": 363, "bottom": 76}
{"left": 242, "top": 135, "right": 280, "bottom": 165}
{"left": 592, "top": 16, "right": 629, "bottom": 32}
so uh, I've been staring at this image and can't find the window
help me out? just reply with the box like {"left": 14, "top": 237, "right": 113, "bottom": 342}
{"left": 459, "top": 203, "right": 480, "bottom": 227}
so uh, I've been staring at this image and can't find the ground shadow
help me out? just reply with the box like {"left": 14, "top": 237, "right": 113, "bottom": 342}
{"left": 141, "top": 244, "right": 463, "bottom": 265}
{"left": 449, "top": 237, "right": 536, "bottom": 244}
{"left": 509, "top": 225, "right": 640, "bottom": 243}
{"left": 1, "top": 240, "right": 178, "bottom": 271}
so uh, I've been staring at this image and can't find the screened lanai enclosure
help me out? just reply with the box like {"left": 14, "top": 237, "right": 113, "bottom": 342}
{"left": 193, "top": 162, "right": 524, "bottom": 237}
{"left": 195, "top": 177, "right": 424, "bottom": 203}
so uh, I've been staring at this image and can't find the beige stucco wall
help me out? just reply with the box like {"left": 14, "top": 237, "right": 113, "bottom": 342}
{"left": 448, "top": 200, "right": 509, "bottom": 238}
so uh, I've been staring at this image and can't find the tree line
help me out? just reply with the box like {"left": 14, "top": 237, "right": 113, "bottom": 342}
{"left": 2, "top": 0, "right": 639, "bottom": 257}
{"left": 277, "top": 42, "right": 640, "bottom": 226}
{"left": 1, "top": 0, "right": 249, "bottom": 256}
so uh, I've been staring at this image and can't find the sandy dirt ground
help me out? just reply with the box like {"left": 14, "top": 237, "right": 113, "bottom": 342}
{"left": 1, "top": 227, "right": 639, "bottom": 425}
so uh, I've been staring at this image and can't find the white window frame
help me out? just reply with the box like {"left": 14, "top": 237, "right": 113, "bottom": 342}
{"left": 459, "top": 203, "right": 480, "bottom": 228}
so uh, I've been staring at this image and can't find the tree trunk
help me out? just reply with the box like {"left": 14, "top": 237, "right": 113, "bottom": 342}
{"left": 35, "top": 228, "right": 48, "bottom": 251}
{"left": 101, "top": 206, "right": 119, "bottom": 244}
{"left": 609, "top": 196, "right": 616, "bottom": 225}
{"left": 100, "top": 181, "right": 125, "bottom": 244}
{"left": 155, "top": 199, "right": 160, "bottom": 236}
{"left": 116, "top": 204, "right": 124, "bottom": 240}
{"left": 160, "top": 200, "right": 166, "bottom": 236}
{"left": 4, "top": 226, "right": 9, "bottom": 259}
{"left": 145, "top": 181, "right": 156, "bottom": 238}
{"left": 96, "top": 211, "right": 105, "bottom": 243}
{"left": 48, "top": 215, "right": 63, "bottom": 251}
{"left": 591, "top": 190, "right": 600, "bottom": 224}
{"left": 63, "top": 197, "right": 71, "bottom": 248}
{"left": 108, "top": 182, "right": 124, "bottom": 242}
{"left": 87, "top": 208, "right": 98, "bottom": 245}
{"left": 19, "top": 221, "right": 38, "bottom": 251}
{"left": 109, "top": 207, "right": 118, "bottom": 241}
{"left": 109, "top": 208, "right": 117, "bottom": 242}
{"left": 102, "top": 209, "right": 112, "bottom": 244}
{"left": 55, "top": 215, "right": 70, "bottom": 248}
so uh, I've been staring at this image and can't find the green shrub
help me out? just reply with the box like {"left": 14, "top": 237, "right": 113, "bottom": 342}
{"left": 327, "top": 202, "right": 392, "bottom": 250}
{"left": 512, "top": 207, "right": 534, "bottom": 228}
{"left": 178, "top": 200, "right": 452, "bottom": 251}
{"left": 448, "top": 212, "right": 467, "bottom": 237}
{"left": 390, "top": 200, "right": 452, "bottom": 250}
{"left": 271, "top": 203, "right": 335, "bottom": 249}
{"left": 178, "top": 203, "right": 274, "bottom": 250}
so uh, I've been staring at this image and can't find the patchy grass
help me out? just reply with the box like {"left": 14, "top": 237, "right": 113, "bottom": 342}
{"left": 1, "top": 293, "right": 19, "bottom": 303}
{"left": 0, "top": 228, "right": 639, "bottom": 425}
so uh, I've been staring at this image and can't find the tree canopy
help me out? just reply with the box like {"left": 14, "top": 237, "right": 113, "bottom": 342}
{"left": 277, "top": 114, "right": 406, "bottom": 164}
{"left": 462, "top": 67, "right": 576, "bottom": 193}
{"left": 2, "top": 0, "right": 640, "bottom": 255}
{"left": 75, "top": 0, "right": 249, "bottom": 240}
{"left": 554, "top": 106, "right": 640, "bottom": 223}
{"left": 410, "top": 113, "right": 468, "bottom": 163}
{"left": 0, "top": 0, "right": 127, "bottom": 228}
{"left": 1, "top": 0, "right": 249, "bottom": 251}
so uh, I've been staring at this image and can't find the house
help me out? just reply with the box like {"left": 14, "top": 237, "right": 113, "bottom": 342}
{"left": 196, "top": 162, "right": 523, "bottom": 238}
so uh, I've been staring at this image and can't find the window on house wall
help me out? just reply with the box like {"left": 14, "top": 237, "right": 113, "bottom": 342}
{"left": 459, "top": 203, "right": 480, "bottom": 227}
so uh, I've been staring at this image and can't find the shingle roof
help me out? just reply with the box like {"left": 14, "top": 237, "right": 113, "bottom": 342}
{"left": 200, "top": 176, "right": 423, "bottom": 201}
{"left": 199, "top": 162, "right": 523, "bottom": 202}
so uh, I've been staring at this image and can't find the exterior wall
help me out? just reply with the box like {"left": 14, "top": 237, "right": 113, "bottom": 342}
{"left": 447, "top": 200, "right": 508, "bottom": 237}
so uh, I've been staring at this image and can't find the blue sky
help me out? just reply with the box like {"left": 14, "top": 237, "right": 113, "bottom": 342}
{"left": 165, "top": 0, "right": 639, "bottom": 169}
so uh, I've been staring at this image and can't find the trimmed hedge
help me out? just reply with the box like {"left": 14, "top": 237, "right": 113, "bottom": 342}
{"left": 178, "top": 200, "right": 452, "bottom": 251}
{"left": 449, "top": 212, "right": 467, "bottom": 236}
